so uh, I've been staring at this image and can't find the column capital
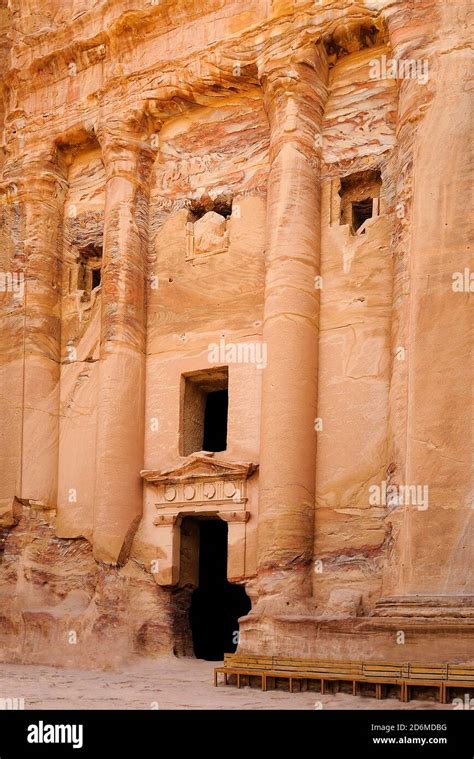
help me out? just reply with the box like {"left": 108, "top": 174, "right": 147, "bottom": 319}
{"left": 381, "top": 1, "right": 436, "bottom": 59}
{"left": 258, "top": 43, "right": 328, "bottom": 162}
{"left": 2, "top": 147, "right": 67, "bottom": 203}
{"left": 97, "top": 111, "right": 158, "bottom": 186}
{"left": 258, "top": 42, "right": 328, "bottom": 91}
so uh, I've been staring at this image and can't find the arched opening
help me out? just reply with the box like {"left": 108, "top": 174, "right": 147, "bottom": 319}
{"left": 188, "top": 518, "right": 251, "bottom": 661}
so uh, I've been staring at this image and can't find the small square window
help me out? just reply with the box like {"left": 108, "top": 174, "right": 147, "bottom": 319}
{"left": 338, "top": 169, "right": 381, "bottom": 234}
{"left": 76, "top": 244, "right": 102, "bottom": 297}
{"left": 180, "top": 368, "right": 228, "bottom": 456}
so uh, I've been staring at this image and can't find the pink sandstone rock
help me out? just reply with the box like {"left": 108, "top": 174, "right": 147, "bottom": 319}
{"left": 0, "top": 0, "right": 472, "bottom": 670}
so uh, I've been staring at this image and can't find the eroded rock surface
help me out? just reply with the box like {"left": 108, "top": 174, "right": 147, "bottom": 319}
{"left": 0, "top": 0, "right": 472, "bottom": 667}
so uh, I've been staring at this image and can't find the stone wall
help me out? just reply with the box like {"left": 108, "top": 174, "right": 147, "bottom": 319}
{"left": 0, "top": 0, "right": 472, "bottom": 667}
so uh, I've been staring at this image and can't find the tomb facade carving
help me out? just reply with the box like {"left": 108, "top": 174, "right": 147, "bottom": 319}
{"left": 0, "top": 0, "right": 471, "bottom": 669}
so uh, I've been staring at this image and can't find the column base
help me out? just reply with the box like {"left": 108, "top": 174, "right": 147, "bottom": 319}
{"left": 247, "top": 594, "right": 317, "bottom": 620}
{"left": 238, "top": 609, "right": 474, "bottom": 663}
{"left": 372, "top": 595, "right": 474, "bottom": 619}
{"left": 248, "top": 565, "right": 315, "bottom": 617}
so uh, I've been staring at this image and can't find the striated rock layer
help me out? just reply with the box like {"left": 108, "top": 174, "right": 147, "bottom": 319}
{"left": 0, "top": 0, "right": 472, "bottom": 667}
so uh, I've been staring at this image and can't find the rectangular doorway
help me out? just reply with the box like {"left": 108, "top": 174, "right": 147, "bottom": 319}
{"left": 183, "top": 517, "right": 251, "bottom": 661}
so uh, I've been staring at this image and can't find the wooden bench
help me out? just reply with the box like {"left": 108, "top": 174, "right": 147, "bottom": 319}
{"left": 215, "top": 655, "right": 403, "bottom": 698}
{"left": 264, "top": 657, "right": 365, "bottom": 695}
{"left": 214, "top": 654, "right": 273, "bottom": 690}
{"left": 357, "top": 662, "right": 408, "bottom": 700}
{"left": 444, "top": 664, "right": 474, "bottom": 704}
{"left": 267, "top": 659, "right": 410, "bottom": 699}
{"left": 214, "top": 655, "right": 474, "bottom": 703}
{"left": 401, "top": 664, "right": 447, "bottom": 703}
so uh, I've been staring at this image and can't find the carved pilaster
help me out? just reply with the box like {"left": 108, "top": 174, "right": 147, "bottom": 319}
{"left": 92, "top": 115, "right": 157, "bottom": 565}
{"left": 378, "top": 2, "right": 474, "bottom": 613}
{"left": 1, "top": 149, "right": 67, "bottom": 510}
{"left": 254, "top": 44, "right": 328, "bottom": 610}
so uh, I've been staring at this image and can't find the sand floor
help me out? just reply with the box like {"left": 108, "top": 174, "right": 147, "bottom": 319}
{"left": 0, "top": 657, "right": 452, "bottom": 710}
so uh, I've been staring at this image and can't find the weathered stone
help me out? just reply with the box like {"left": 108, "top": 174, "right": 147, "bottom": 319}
{"left": 0, "top": 0, "right": 472, "bottom": 670}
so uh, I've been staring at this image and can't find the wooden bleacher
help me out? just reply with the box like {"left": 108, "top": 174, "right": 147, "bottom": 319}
{"left": 214, "top": 654, "right": 474, "bottom": 703}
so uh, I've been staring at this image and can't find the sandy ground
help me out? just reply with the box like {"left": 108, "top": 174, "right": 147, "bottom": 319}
{"left": 0, "top": 657, "right": 452, "bottom": 710}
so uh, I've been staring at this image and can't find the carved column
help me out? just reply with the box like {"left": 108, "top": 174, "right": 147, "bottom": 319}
{"left": 378, "top": 1, "right": 473, "bottom": 617}
{"left": 1, "top": 149, "right": 66, "bottom": 511}
{"left": 255, "top": 45, "right": 328, "bottom": 611}
{"left": 93, "top": 121, "right": 156, "bottom": 564}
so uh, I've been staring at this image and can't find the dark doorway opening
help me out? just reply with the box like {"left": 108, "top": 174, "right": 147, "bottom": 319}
{"left": 351, "top": 197, "right": 373, "bottom": 232}
{"left": 189, "top": 519, "right": 251, "bottom": 661}
{"left": 203, "top": 390, "right": 228, "bottom": 453}
{"left": 92, "top": 267, "right": 101, "bottom": 289}
{"left": 77, "top": 243, "right": 102, "bottom": 297}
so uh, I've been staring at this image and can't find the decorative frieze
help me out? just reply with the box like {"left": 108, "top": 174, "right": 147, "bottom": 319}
{"left": 141, "top": 454, "right": 257, "bottom": 519}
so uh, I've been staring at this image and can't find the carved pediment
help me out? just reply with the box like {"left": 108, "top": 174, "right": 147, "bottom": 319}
{"left": 141, "top": 454, "right": 257, "bottom": 485}
{"left": 141, "top": 454, "right": 258, "bottom": 514}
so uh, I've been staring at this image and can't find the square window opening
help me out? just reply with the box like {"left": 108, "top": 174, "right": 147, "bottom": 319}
{"left": 338, "top": 169, "right": 382, "bottom": 234}
{"left": 181, "top": 368, "right": 229, "bottom": 456}
{"left": 76, "top": 243, "right": 102, "bottom": 297}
